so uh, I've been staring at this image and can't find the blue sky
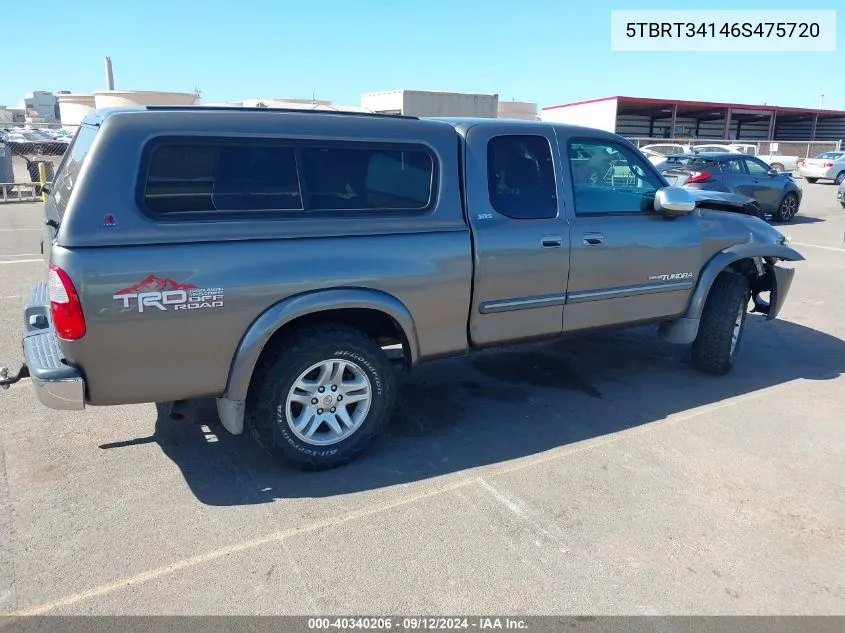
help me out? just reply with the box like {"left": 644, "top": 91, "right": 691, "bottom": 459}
{"left": 3, "top": 0, "right": 842, "bottom": 111}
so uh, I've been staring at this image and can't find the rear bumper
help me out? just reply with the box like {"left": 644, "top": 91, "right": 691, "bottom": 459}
{"left": 22, "top": 282, "right": 85, "bottom": 411}
{"left": 798, "top": 167, "right": 835, "bottom": 179}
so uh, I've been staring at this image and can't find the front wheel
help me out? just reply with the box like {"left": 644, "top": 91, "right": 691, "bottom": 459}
{"left": 835, "top": 171, "right": 845, "bottom": 185}
{"left": 774, "top": 192, "right": 799, "bottom": 222}
{"left": 246, "top": 323, "right": 397, "bottom": 470}
{"left": 805, "top": 177, "right": 818, "bottom": 184}
{"left": 771, "top": 163, "right": 785, "bottom": 172}
{"left": 691, "top": 272, "right": 750, "bottom": 376}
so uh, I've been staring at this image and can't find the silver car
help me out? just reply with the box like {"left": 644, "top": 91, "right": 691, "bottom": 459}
{"left": 797, "top": 151, "right": 845, "bottom": 184}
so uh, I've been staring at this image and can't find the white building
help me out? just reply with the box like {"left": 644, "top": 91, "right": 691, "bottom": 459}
{"left": 361, "top": 90, "right": 499, "bottom": 118}
{"left": 497, "top": 100, "right": 538, "bottom": 121}
{"left": 540, "top": 95, "right": 845, "bottom": 142}
{"left": 20, "top": 91, "right": 58, "bottom": 122}
{"left": 202, "top": 98, "right": 372, "bottom": 113}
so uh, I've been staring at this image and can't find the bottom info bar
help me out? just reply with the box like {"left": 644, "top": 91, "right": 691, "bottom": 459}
{"left": 2, "top": 616, "right": 845, "bottom": 633}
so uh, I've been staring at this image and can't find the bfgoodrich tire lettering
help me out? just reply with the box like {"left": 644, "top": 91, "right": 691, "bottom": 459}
{"left": 246, "top": 323, "right": 397, "bottom": 470}
{"left": 691, "top": 272, "right": 750, "bottom": 376}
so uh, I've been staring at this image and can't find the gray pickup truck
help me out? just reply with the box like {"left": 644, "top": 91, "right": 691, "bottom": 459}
{"left": 1, "top": 106, "right": 803, "bottom": 470}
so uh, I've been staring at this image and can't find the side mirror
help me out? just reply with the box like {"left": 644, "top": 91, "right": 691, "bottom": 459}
{"left": 654, "top": 186, "right": 696, "bottom": 216}
{"left": 767, "top": 169, "right": 779, "bottom": 177}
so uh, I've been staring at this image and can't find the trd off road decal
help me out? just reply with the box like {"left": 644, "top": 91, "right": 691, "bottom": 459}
{"left": 113, "top": 275, "right": 224, "bottom": 313}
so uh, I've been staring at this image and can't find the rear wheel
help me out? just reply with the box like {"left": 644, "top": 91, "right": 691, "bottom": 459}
{"left": 835, "top": 171, "right": 845, "bottom": 185}
{"left": 691, "top": 272, "right": 750, "bottom": 376}
{"left": 771, "top": 163, "right": 785, "bottom": 172}
{"left": 774, "top": 192, "right": 799, "bottom": 222}
{"left": 805, "top": 177, "right": 818, "bottom": 184}
{"left": 246, "top": 323, "right": 397, "bottom": 470}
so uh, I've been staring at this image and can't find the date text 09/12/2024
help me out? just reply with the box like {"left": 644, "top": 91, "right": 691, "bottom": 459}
{"left": 307, "top": 617, "right": 528, "bottom": 630}
{"left": 625, "top": 22, "right": 820, "bottom": 39}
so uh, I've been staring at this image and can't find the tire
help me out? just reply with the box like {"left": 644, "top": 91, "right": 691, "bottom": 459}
{"left": 774, "top": 192, "right": 799, "bottom": 222}
{"left": 835, "top": 171, "right": 845, "bottom": 186}
{"left": 246, "top": 323, "right": 397, "bottom": 471}
{"left": 771, "top": 163, "right": 785, "bottom": 172}
{"left": 840, "top": 202, "right": 845, "bottom": 209}
{"left": 691, "top": 272, "right": 750, "bottom": 376}
{"left": 805, "top": 177, "right": 818, "bottom": 184}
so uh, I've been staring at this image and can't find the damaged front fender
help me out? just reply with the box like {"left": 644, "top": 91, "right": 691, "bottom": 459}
{"left": 659, "top": 243, "right": 804, "bottom": 344}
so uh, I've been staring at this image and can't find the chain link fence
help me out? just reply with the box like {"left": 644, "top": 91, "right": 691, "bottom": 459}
{"left": 629, "top": 137, "right": 843, "bottom": 166}
{"left": 0, "top": 123, "right": 72, "bottom": 202}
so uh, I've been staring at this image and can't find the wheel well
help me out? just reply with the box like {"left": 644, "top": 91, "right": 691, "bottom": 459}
{"left": 724, "top": 257, "right": 773, "bottom": 310}
{"left": 257, "top": 308, "right": 411, "bottom": 374}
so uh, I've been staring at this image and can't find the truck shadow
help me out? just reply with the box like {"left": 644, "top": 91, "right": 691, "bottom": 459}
{"left": 129, "top": 315, "right": 845, "bottom": 505}
{"left": 774, "top": 214, "right": 824, "bottom": 225}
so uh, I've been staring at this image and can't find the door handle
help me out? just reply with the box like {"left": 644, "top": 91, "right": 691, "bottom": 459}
{"left": 583, "top": 232, "right": 604, "bottom": 246}
{"left": 541, "top": 234, "right": 562, "bottom": 248}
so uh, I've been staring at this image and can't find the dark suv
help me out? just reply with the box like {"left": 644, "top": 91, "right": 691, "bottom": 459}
{"left": 657, "top": 152, "right": 803, "bottom": 223}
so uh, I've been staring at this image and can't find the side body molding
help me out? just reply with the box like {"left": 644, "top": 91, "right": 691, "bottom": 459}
{"left": 659, "top": 244, "right": 804, "bottom": 345}
{"left": 216, "top": 288, "right": 420, "bottom": 435}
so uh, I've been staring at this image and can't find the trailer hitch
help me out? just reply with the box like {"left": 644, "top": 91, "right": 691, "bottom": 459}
{"left": 0, "top": 364, "right": 29, "bottom": 389}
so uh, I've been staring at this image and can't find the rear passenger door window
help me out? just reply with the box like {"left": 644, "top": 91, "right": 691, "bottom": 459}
{"left": 722, "top": 158, "right": 747, "bottom": 174}
{"left": 486, "top": 135, "right": 558, "bottom": 219}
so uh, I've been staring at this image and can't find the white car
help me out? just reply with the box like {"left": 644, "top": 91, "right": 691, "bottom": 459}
{"left": 797, "top": 151, "right": 845, "bottom": 185}
{"left": 639, "top": 147, "right": 668, "bottom": 166}
{"left": 756, "top": 151, "right": 799, "bottom": 173}
{"left": 692, "top": 143, "right": 758, "bottom": 156}
{"left": 640, "top": 143, "right": 692, "bottom": 156}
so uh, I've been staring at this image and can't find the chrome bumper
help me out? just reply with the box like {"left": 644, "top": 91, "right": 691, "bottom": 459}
{"left": 21, "top": 282, "right": 85, "bottom": 411}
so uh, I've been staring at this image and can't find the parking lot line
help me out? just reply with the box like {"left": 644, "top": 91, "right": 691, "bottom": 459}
{"left": 0, "top": 229, "right": 40, "bottom": 232}
{"left": 0, "top": 259, "right": 41, "bottom": 265}
{"left": 9, "top": 379, "right": 800, "bottom": 616}
{"left": 789, "top": 241, "right": 845, "bottom": 253}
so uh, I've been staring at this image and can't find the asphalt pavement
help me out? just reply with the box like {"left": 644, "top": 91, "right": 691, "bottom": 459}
{"left": 0, "top": 182, "right": 843, "bottom": 616}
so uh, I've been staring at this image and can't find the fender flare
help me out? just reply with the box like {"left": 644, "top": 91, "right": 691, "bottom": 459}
{"left": 223, "top": 287, "right": 421, "bottom": 404}
{"left": 685, "top": 243, "right": 804, "bottom": 321}
{"left": 659, "top": 243, "right": 803, "bottom": 345}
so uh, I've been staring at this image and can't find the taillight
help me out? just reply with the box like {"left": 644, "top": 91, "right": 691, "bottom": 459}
{"left": 824, "top": 162, "right": 834, "bottom": 167}
{"left": 685, "top": 171, "right": 712, "bottom": 184}
{"left": 48, "top": 264, "right": 86, "bottom": 340}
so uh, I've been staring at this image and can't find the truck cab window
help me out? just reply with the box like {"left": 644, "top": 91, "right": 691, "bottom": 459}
{"left": 487, "top": 135, "right": 557, "bottom": 219}
{"left": 568, "top": 140, "right": 662, "bottom": 215}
